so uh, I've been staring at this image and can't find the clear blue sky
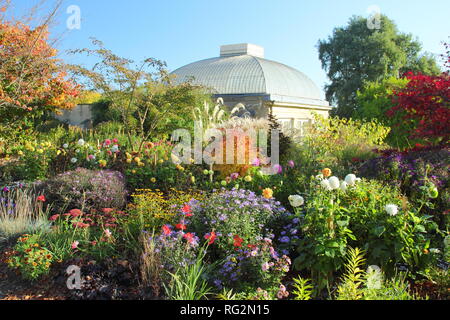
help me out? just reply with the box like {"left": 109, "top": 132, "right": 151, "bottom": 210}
{"left": 9, "top": 0, "right": 450, "bottom": 99}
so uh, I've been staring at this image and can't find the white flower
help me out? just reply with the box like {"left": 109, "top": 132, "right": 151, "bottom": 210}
{"left": 63, "top": 143, "right": 69, "bottom": 149}
{"left": 289, "top": 195, "right": 305, "bottom": 207}
{"left": 328, "top": 177, "right": 340, "bottom": 190}
{"left": 321, "top": 179, "right": 332, "bottom": 191}
{"left": 340, "top": 181, "right": 348, "bottom": 192}
{"left": 70, "top": 158, "right": 78, "bottom": 164}
{"left": 77, "top": 139, "right": 85, "bottom": 146}
{"left": 75, "top": 149, "right": 80, "bottom": 153}
{"left": 385, "top": 204, "right": 399, "bottom": 216}
{"left": 429, "top": 248, "right": 441, "bottom": 254}
{"left": 356, "top": 178, "right": 362, "bottom": 183}
{"left": 345, "top": 174, "right": 357, "bottom": 186}
{"left": 315, "top": 173, "right": 324, "bottom": 180}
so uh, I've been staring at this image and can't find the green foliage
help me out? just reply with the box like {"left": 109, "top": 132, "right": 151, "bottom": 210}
{"left": 294, "top": 177, "right": 434, "bottom": 289}
{"left": 335, "top": 248, "right": 417, "bottom": 300}
{"left": 163, "top": 246, "right": 212, "bottom": 300}
{"left": 354, "top": 77, "right": 415, "bottom": 148}
{"left": 69, "top": 39, "right": 211, "bottom": 148}
{"left": 292, "top": 276, "right": 314, "bottom": 300}
{"left": 336, "top": 247, "right": 367, "bottom": 300}
{"left": 129, "top": 189, "right": 204, "bottom": 232}
{"left": 318, "top": 15, "right": 440, "bottom": 118}
{"left": 290, "top": 115, "right": 390, "bottom": 178}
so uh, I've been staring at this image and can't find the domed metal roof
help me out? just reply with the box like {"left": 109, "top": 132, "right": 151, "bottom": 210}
{"left": 171, "top": 44, "right": 326, "bottom": 105}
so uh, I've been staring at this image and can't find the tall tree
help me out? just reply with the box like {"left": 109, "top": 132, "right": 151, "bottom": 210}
{"left": 0, "top": 0, "right": 79, "bottom": 128}
{"left": 68, "top": 39, "right": 209, "bottom": 150}
{"left": 318, "top": 15, "right": 441, "bottom": 118}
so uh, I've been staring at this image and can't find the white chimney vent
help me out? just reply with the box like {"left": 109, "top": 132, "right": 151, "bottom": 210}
{"left": 220, "top": 43, "right": 265, "bottom": 58}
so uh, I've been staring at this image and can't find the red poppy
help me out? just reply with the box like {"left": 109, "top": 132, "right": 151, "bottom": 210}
{"left": 102, "top": 208, "right": 114, "bottom": 214}
{"left": 233, "top": 235, "right": 244, "bottom": 248}
{"left": 36, "top": 195, "right": 46, "bottom": 202}
{"left": 176, "top": 223, "right": 187, "bottom": 231}
{"left": 182, "top": 204, "right": 192, "bottom": 217}
{"left": 204, "top": 232, "right": 217, "bottom": 245}
{"left": 162, "top": 225, "right": 172, "bottom": 236}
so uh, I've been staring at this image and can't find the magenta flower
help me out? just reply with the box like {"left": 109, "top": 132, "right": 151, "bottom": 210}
{"left": 273, "top": 164, "right": 283, "bottom": 174}
{"left": 230, "top": 173, "right": 239, "bottom": 180}
{"left": 287, "top": 160, "right": 295, "bottom": 168}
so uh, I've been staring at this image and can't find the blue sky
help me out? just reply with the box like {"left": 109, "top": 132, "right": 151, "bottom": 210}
{"left": 9, "top": 0, "right": 450, "bottom": 99}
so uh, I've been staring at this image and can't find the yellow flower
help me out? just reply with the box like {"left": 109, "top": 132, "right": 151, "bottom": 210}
{"left": 138, "top": 162, "right": 145, "bottom": 167}
{"left": 131, "top": 170, "right": 137, "bottom": 174}
{"left": 99, "top": 160, "right": 107, "bottom": 167}
{"left": 262, "top": 188, "right": 274, "bottom": 199}
{"left": 150, "top": 178, "right": 157, "bottom": 183}
{"left": 126, "top": 158, "right": 132, "bottom": 164}
{"left": 37, "top": 149, "right": 44, "bottom": 154}
{"left": 56, "top": 150, "right": 61, "bottom": 155}
{"left": 126, "top": 152, "right": 132, "bottom": 159}
{"left": 17, "top": 151, "right": 24, "bottom": 156}
{"left": 244, "top": 175, "right": 253, "bottom": 182}
{"left": 158, "top": 159, "right": 164, "bottom": 164}
{"left": 134, "top": 157, "right": 141, "bottom": 163}
{"left": 322, "top": 168, "right": 332, "bottom": 178}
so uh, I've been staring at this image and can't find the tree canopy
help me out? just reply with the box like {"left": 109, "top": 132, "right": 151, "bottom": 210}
{"left": 0, "top": 1, "right": 79, "bottom": 128}
{"left": 318, "top": 15, "right": 441, "bottom": 118}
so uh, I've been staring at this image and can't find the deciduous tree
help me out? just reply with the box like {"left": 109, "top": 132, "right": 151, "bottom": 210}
{"left": 318, "top": 15, "right": 441, "bottom": 118}
{"left": 0, "top": 0, "right": 79, "bottom": 128}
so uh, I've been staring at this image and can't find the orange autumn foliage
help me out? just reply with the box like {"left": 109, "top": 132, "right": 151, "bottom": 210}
{"left": 0, "top": 5, "right": 79, "bottom": 122}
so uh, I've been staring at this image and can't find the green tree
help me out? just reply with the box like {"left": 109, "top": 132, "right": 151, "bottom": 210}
{"left": 68, "top": 39, "right": 210, "bottom": 150}
{"left": 354, "top": 77, "right": 412, "bottom": 148}
{"left": 318, "top": 15, "right": 441, "bottom": 118}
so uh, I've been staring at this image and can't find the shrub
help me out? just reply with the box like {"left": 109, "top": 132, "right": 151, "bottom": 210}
{"left": 335, "top": 247, "right": 417, "bottom": 300}
{"left": 289, "top": 115, "right": 391, "bottom": 179}
{"left": 214, "top": 238, "right": 292, "bottom": 292}
{"left": 189, "top": 188, "right": 297, "bottom": 259}
{"left": 7, "top": 234, "right": 54, "bottom": 281}
{"left": 387, "top": 72, "right": 450, "bottom": 145}
{"left": 39, "top": 207, "right": 125, "bottom": 261}
{"left": 359, "top": 146, "right": 449, "bottom": 222}
{"left": 143, "top": 229, "right": 200, "bottom": 287}
{"left": 293, "top": 175, "right": 435, "bottom": 289}
{"left": 129, "top": 189, "right": 204, "bottom": 232}
{"left": 37, "top": 168, "right": 127, "bottom": 212}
